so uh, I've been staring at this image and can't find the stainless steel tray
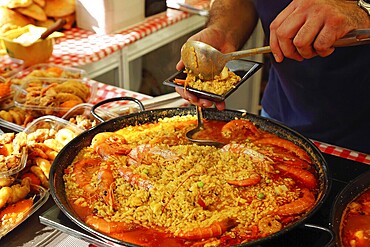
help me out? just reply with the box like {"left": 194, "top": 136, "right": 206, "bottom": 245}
{"left": 39, "top": 205, "right": 111, "bottom": 247}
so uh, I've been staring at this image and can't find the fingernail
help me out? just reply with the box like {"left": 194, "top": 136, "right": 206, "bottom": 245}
{"left": 273, "top": 53, "right": 281, "bottom": 62}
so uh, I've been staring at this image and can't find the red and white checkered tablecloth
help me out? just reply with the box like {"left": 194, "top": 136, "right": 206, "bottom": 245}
{"left": 50, "top": 8, "right": 201, "bottom": 67}
{"left": 312, "top": 140, "right": 370, "bottom": 165}
{"left": 92, "top": 82, "right": 151, "bottom": 105}
{"left": 1, "top": 1, "right": 210, "bottom": 69}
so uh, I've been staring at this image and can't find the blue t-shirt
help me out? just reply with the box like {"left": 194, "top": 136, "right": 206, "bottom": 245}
{"left": 254, "top": 0, "right": 370, "bottom": 154}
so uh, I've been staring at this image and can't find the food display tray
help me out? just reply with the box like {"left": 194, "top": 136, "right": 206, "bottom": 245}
{"left": 0, "top": 184, "right": 49, "bottom": 239}
{"left": 0, "top": 56, "right": 24, "bottom": 79}
{"left": 8, "top": 63, "right": 88, "bottom": 82}
{"left": 40, "top": 205, "right": 112, "bottom": 247}
{"left": 163, "top": 59, "right": 262, "bottom": 102}
{"left": 23, "top": 115, "right": 84, "bottom": 135}
{"left": 13, "top": 77, "right": 97, "bottom": 117}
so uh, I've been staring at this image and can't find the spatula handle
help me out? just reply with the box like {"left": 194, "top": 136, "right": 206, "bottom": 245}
{"left": 40, "top": 19, "right": 66, "bottom": 40}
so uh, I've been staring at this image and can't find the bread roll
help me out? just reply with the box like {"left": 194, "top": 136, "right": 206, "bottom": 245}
{"left": 44, "top": 0, "right": 75, "bottom": 17}
{"left": 35, "top": 18, "right": 55, "bottom": 28}
{"left": 15, "top": 3, "right": 47, "bottom": 21}
{"left": 0, "top": 6, "right": 33, "bottom": 28}
{"left": 0, "top": 0, "right": 32, "bottom": 9}
{"left": 33, "top": 0, "right": 45, "bottom": 7}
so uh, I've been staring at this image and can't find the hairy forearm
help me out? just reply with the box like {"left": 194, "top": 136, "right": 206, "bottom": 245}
{"left": 207, "top": 0, "right": 258, "bottom": 49}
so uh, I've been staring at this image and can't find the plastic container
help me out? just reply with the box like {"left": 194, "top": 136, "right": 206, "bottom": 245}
{"left": 1, "top": 25, "right": 63, "bottom": 67}
{"left": 75, "top": 0, "right": 145, "bottom": 34}
{"left": 0, "top": 182, "right": 49, "bottom": 239}
{"left": 0, "top": 132, "right": 27, "bottom": 178}
{"left": 23, "top": 115, "right": 84, "bottom": 136}
{"left": 0, "top": 56, "right": 24, "bottom": 79}
{"left": 0, "top": 105, "right": 35, "bottom": 128}
{"left": 0, "top": 117, "right": 25, "bottom": 132}
{"left": 61, "top": 103, "right": 117, "bottom": 129}
{"left": 9, "top": 63, "right": 89, "bottom": 86}
{"left": 0, "top": 77, "right": 13, "bottom": 108}
{"left": 13, "top": 77, "right": 98, "bottom": 118}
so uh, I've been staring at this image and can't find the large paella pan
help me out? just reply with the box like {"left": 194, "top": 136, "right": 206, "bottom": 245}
{"left": 50, "top": 107, "right": 330, "bottom": 247}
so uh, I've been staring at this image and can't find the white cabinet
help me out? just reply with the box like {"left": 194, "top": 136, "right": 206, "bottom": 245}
{"left": 225, "top": 21, "right": 265, "bottom": 114}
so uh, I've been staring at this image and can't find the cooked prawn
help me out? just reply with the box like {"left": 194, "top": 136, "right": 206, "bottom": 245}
{"left": 253, "top": 137, "right": 312, "bottom": 164}
{"left": 127, "top": 144, "right": 178, "bottom": 166}
{"left": 35, "top": 157, "right": 51, "bottom": 179}
{"left": 177, "top": 218, "right": 237, "bottom": 240}
{"left": 97, "top": 163, "right": 115, "bottom": 207}
{"left": 258, "top": 216, "right": 282, "bottom": 236}
{"left": 221, "top": 143, "right": 274, "bottom": 173}
{"left": 221, "top": 119, "right": 261, "bottom": 140}
{"left": 73, "top": 158, "right": 102, "bottom": 194}
{"left": 227, "top": 173, "right": 262, "bottom": 187}
{"left": 221, "top": 143, "right": 272, "bottom": 163}
{"left": 91, "top": 132, "right": 131, "bottom": 160}
{"left": 275, "top": 163, "right": 317, "bottom": 189}
{"left": 8, "top": 177, "right": 31, "bottom": 204}
{"left": 0, "top": 187, "right": 12, "bottom": 209}
{"left": 118, "top": 167, "right": 153, "bottom": 191}
{"left": 85, "top": 215, "right": 137, "bottom": 234}
{"left": 276, "top": 188, "right": 315, "bottom": 216}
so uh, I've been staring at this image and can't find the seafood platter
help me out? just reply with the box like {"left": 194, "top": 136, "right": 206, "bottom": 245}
{"left": 0, "top": 62, "right": 103, "bottom": 239}
{"left": 0, "top": 114, "right": 83, "bottom": 239}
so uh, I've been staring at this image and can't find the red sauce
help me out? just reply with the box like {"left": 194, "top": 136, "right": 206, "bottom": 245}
{"left": 341, "top": 188, "right": 370, "bottom": 247}
{"left": 0, "top": 144, "right": 10, "bottom": 156}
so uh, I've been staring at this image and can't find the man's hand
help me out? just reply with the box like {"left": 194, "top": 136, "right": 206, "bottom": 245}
{"left": 270, "top": 0, "right": 370, "bottom": 62}
{"left": 175, "top": 27, "right": 236, "bottom": 110}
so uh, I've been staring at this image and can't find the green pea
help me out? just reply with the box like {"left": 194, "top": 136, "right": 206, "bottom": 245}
{"left": 197, "top": 181, "right": 204, "bottom": 188}
{"left": 265, "top": 179, "right": 271, "bottom": 184}
{"left": 257, "top": 193, "right": 265, "bottom": 199}
{"left": 142, "top": 169, "right": 149, "bottom": 175}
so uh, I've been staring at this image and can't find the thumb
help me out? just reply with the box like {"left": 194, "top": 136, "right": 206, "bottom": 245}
{"left": 176, "top": 60, "right": 185, "bottom": 71}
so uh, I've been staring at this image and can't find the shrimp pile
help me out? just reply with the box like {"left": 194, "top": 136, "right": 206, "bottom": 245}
{"left": 63, "top": 115, "right": 320, "bottom": 247}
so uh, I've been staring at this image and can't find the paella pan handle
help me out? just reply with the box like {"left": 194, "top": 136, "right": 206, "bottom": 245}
{"left": 91, "top": 97, "right": 145, "bottom": 122}
{"left": 303, "top": 224, "right": 335, "bottom": 247}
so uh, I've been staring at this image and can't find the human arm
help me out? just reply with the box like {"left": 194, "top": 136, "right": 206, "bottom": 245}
{"left": 175, "top": 0, "right": 259, "bottom": 110}
{"left": 270, "top": 0, "right": 370, "bottom": 62}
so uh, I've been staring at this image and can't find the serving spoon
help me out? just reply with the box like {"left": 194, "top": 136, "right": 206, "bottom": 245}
{"left": 181, "top": 29, "right": 370, "bottom": 80}
{"left": 186, "top": 106, "right": 225, "bottom": 147}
